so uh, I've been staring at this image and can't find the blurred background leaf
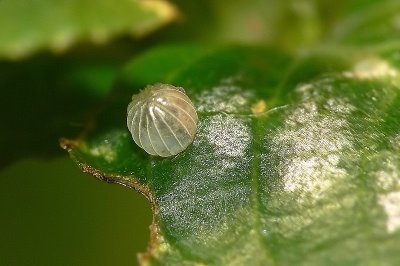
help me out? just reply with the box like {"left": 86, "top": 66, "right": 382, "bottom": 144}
{"left": 150, "top": 0, "right": 400, "bottom": 50}
{"left": 0, "top": 0, "right": 176, "bottom": 60}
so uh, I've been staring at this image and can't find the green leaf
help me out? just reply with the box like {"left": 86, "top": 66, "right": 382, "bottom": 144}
{"left": 0, "top": 0, "right": 176, "bottom": 59}
{"left": 62, "top": 44, "right": 400, "bottom": 265}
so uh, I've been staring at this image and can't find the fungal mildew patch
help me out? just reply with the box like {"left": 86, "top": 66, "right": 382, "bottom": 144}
{"left": 85, "top": 130, "right": 130, "bottom": 163}
{"left": 268, "top": 82, "right": 355, "bottom": 203}
{"left": 374, "top": 134, "right": 400, "bottom": 234}
{"left": 89, "top": 143, "right": 117, "bottom": 163}
{"left": 256, "top": 78, "right": 364, "bottom": 241}
{"left": 194, "top": 85, "right": 255, "bottom": 114}
{"left": 200, "top": 114, "right": 251, "bottom": 157}
{"left": 157, "top": 112, "right": 253, "bottom": 256}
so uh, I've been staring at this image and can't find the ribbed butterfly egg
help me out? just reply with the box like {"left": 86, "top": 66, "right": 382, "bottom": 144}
{"left": 127, "top": 84, "right": 198, "bottom": 157}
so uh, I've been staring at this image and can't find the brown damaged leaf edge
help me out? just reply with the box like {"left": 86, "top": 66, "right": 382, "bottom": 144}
{"left": 59, "top": 138, "right": 161, "bottom": 262}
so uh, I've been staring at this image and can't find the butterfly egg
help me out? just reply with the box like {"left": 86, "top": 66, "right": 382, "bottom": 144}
{"left": 127, "top": 83, "right": 198, "bottom": 157}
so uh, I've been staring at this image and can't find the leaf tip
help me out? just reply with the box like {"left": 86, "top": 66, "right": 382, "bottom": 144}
{"left": 138, "top": 0, "right": 178, "bottom": 23}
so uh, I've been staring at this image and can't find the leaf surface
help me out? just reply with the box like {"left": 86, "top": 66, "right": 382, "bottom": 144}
{"left": 63, "top": 44, "right": 400, "bottom": 265}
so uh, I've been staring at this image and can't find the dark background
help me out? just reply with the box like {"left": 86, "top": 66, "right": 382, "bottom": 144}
{"left": 0, "top": 157, "right": 152, "bottom": 266}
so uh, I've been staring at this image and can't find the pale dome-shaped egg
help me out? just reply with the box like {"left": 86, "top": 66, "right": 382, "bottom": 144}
{"left": 127, "top": 84, "right": 198, "bottom": 157}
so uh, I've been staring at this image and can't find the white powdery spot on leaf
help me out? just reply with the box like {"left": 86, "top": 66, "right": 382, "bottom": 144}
{"left": 374, "top": 135, "right": 400, "bottom": 191}
{"left": 158, "top": 177, "right": 250, "bottom": 243}
{"left": 89, "top": 142, "right": 117, "bottom": 163}
{"left": 195, "top": 85, "right": 254, "bottom": 113}
{"left": 378, "top": 191, "right": 400, "bottom": 234}
{"left": 87, "top": 130, "right": 129, "bottom": 163}
{"left": 324, "top": 97, "right": 356, "bottom": 114}
{"left": 271, "top": 86, "right": 354, "bottom": 202}
{"left": 282, "top": 156, "right": 347, "bottom": 196}
{"left": 158, "top": 114, "right": 252, "bottom": 249}
{"left": 201, "top": 115, "right": 251, "bottom": 157}
{"left": 343, "top": 58, "right": 398, "bottom": 80}
{"left": 375, "top": 157, "right": 400, "bottom": 190}
{"left": 390, "top": 134, "right": 400, "bottom": 150}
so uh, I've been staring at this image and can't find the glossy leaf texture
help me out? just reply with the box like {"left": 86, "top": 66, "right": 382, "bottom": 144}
{"left": 62, "top": 44, "right": 400, "bottom": 265}
{"left": 0, "top": 0, "right": 176, "bottom": 60}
